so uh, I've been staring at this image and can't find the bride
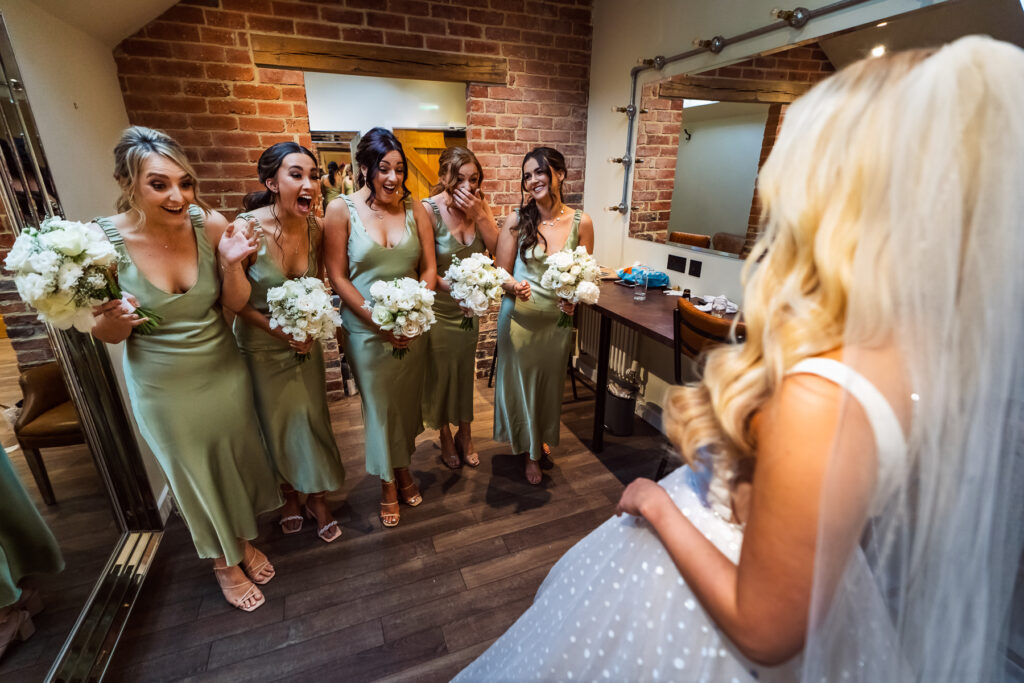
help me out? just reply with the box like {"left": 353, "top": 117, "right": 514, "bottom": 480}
{"left": 456, "top": 36, "right": 1024, "bottom": 682}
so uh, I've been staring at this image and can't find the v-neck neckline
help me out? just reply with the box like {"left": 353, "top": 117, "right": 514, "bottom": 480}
{"left": 108, "top": 215, "right": 201, "bottom": 298}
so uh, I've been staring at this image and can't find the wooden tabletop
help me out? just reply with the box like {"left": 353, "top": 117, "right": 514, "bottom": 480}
{"left": 583, "top": 281, "right": 680, "bottom": 347}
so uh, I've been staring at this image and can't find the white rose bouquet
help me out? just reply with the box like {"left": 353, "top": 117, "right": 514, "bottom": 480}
{"left": 361, "top": 277, "right": 436, "bottom": 359}
{"left": 444, "top": 252, "right": 510, "bottom": 330}
{"left": 3, "top": 216, "right": 161, "bottom": 334}
{"left": 540, "top": 245, "right": 601, "bottom": 327}
{"left": 266, "top": 276, "right": 341, "bottom": 362}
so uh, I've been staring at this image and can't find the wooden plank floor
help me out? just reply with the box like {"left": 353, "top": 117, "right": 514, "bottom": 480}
{"left": 105, "top": 377, "right": 676, "bottom": 682}
{"left": 0, "top": 339, "right": 122, "bottom": 682}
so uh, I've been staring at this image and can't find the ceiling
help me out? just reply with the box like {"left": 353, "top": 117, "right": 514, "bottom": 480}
{"left": 32, "top": 0, "right": 178, "bottom": 47}
{"left": 819, "top": 0, "right": 1024, "bottom": 67}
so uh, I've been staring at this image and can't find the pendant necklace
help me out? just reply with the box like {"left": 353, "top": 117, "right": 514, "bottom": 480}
{"left": 541, "top": 205, "right": 566, "bottom": 227}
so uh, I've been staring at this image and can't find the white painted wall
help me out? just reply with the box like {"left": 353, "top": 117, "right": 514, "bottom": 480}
{"left": 0, "top": 0, "right": 168, "bottom": 517}
{"left": 304, "top": 72, "right": 468, "bottom": 133}
{"left": 669, "top": 103, "right": 768, "bottom": 239}
{"left": 0, "top": 0, "right": 131, "bottom": 220}
{"left": 584, "top": 0, "right": 948, "bottom": 422}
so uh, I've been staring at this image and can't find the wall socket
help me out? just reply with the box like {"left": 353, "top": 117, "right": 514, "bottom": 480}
{"left": 688, "top": 259, "right": 702, "bottom": 277}
{"left": 666, "top": 254, "right": 687, "bottom": 273}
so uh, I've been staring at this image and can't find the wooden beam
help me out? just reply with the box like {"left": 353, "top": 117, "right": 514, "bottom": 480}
{"left": 658, "top": 75, "right": 811, "bottom": 104}
{"left": 250, "top": 33, "right": 507, "bottom": 85}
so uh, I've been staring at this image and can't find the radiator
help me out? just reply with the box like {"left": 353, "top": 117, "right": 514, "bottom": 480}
{"left": 577, "top": 306, "right": 639, "bottom": 381}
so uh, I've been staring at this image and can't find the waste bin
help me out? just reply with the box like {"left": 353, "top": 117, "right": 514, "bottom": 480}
{"left": 604, "top": 379, "right": 637, "bottom": 436}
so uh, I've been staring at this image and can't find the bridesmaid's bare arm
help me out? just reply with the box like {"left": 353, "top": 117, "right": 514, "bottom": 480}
{"left": 495, "top": 212, "right": 530, "bottom": 301}
{"left": 323, "top": 199, "right": 373, "bottom": 329}
{"left": 412, "top": 200, "right": 437, "bottom": 290}
{"left": 577, "top": 212, "right": 595, "bottom": 254}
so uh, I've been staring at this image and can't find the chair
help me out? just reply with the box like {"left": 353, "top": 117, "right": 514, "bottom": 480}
{"left": 668, "top": 232, "right": 712, "bottom": 249}
{"left": 673, "top": 298, "right": 746, "bottom": 384}
{"left": 710, "top": 232, "right": 746, "bottom": 255}
{"left": 13, "top": 362, "right": 85, "bottom": 505}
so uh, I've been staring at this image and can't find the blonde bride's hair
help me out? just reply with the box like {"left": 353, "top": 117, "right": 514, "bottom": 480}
{"left": 665, "top": 48, "right": 934, "bottom": 471}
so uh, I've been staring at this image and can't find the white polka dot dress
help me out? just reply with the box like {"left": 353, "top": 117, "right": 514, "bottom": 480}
{"left": 454, "top": 466, "right": 799, "bottom": 682}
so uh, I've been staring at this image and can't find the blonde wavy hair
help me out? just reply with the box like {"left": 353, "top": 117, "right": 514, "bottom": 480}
{"left": 665, "top": 48, "right": 935, "bottom": 473}
{"left": 429, "top": 146, "right": 484, "bottom": 197}
{"left": 112, "top": 126, "right": 210, "bottom": 224}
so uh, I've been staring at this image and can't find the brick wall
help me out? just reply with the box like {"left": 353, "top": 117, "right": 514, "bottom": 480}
{"left": 114, "top": 0, "right": 593, "bottom": 394}
{"left": 629, "top": 42, "right": 834, "bottom": 248}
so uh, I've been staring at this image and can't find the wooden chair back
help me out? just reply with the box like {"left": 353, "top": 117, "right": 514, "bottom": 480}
{"left": 673, "top": 298, "right": 746, "bottom": 383}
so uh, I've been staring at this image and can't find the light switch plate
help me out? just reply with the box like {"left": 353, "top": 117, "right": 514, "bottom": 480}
{"left": 667, "top": 254, "right": 687, "bottom": 273}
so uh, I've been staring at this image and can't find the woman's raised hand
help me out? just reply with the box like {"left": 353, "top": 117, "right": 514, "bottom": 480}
{"left": 452, "top": 187, "right": 487, "bottom": 222}
{"left": 219, "top": 221, "right": 259, "bottom": 265}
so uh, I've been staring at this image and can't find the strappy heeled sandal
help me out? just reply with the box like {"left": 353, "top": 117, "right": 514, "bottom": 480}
{"left": 279, "top": 513, "right": 303, "bottom": 535}
{"left": 455, "top": 438, "right": 480, "bottom": 468}
{"left": 0, "top": 606, "right": 35, "bottom": 659}
{"left": 214, "top": 566, "right": 265, "bottom": 612}
{"left": 14, "top": 587, "right": 43, "bottom": 617}
{"left": 379, "top": 499, "right": 400, "bottom": 528}
{"left": 525, "top": 455, "right": 543, "bottom": 485}
{"left": 398, "top": 482, "right": 422, "bottom": 507}
{"left": 304, "top": 500, "right": 341, "bottom": 543}
{"left": 241, "top": 544, "right": 275, "bottom": 585}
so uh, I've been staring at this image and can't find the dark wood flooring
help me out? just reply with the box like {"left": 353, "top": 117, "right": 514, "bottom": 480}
{"left": 0, "top": 339, "right": 122, "bottom": 682}
{"left": 104, "top": 378, "right": 676, "bottom": 682}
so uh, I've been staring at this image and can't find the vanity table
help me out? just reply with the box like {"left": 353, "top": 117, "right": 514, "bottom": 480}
{"left": 583, "top": 281, "right": 678, "bottom": 452}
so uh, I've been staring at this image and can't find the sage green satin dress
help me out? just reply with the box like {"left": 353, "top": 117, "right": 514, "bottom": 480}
{"left": 422, "top": 197, "right": 486, "bottom": 429}
{"left": 0, "top": 444, "right": 63, "bottom": 607}
{"left": 232, "top": 213, "right": 345, "bottom": 494}
{"left": 337, "top": 196, "right": 425, "bottom": 481}
{"left": 98, "top": 207, "right": 281, "bottom": 567}
{"left": 493, "top": 210, "right": 581, "bottom": 461}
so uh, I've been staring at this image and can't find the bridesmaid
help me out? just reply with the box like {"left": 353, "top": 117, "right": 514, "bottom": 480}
{"left": 493, "top": 147, "right": 594, "bottom": 485}
{"left": 91, "top": 126, "right": 281, "bottom": 611}
{"left": 0, "top": 443, "right": 63, "bottom": 657}
{"left": 422, "top": 147, "right": 498, "bottom": 469}
{"left": 321, "top": 161, "right": 343, "bottom": 208}
{"left": 223, "top": 142, "right": 345, "bottom": 544}
{"left": 324, "top": 127, "right": 436, "bottom": 528}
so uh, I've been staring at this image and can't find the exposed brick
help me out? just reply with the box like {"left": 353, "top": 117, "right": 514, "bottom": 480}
{"left": 205, "top": 63, "right": 255, "bottom": 81}
{"left": 366, "top": 11, "right": 405, "bottom": 30}
{"left": 425, "top": 36, "right": 462, "bottom": 53}
{"left": 272, "top": 1, "right": 317, "bottom": 19}
{"left": 387, "top": 0, "right": 430, "bottom": 17}
{"left": 341, "top": 28, "right": 384, "bottom": 44}
{"left": 257, "top": 68, "right": 304, "bottom": 85}
{"left": 145, "top": 22, "right": 200, "bottom": 42}
{"left": 296, "top": 21, "right": 341, "bottom": 40}
{"left": 208, "top": 98, "right": 258, "bottom": 115}
{"left": 184, "top": 81, "right": 230, "bottom": 98}
{"left": 385, "top": 31, "right": 424, "bottom": 48}
{"left": 190, "top": 114, "right": 239, "bottom": 131}
{"left": 199, "top": 27, "right": 237, "bottom": 46}
{"left": 156, "top": 4, "right": 206, "bottom": 24}
{"left": 233, "top": 83, "right": 281, "bottom": 100}
{"left": 204, "top": 9, "right": 247, "bottom": 29}
{"left": 256, "top": 101, "right": 292, "bottom": 116}
{"left": 240, "top": 117, "right": 286, "bottom": 132}
{"left": 447, "top": 21, "right": 483, "bottom": 39}
{"left": 320, "top": 7, "right": 364, "bottom": 24}
{"left": 247, "top": 15, "right": 294, "bottom": 33}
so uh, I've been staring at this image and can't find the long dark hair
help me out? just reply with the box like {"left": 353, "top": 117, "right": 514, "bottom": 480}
{"left": 517, "top": 146, "right": 566, "bottom": 261}
{"left": 243, "top": 141, "right": 318, "bottom": 211}
{"left": 355, "top": 127, "right": 411, "bottom": 208}
{"left": 326, "top": 160, "right": 339, "bottom": 185}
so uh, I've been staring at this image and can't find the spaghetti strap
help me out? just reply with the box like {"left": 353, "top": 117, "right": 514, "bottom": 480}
{"left": 93, "top": 216, "right": 123, "bottom": 246}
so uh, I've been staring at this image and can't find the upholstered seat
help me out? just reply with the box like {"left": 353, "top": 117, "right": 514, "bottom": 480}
{"left": 14, "top": 362, "right": 85, "bottom": 505}
{"left": 673, "top": 298, "right": 747, "bottom": 383}
{"left": 668, "top": 231, "right": 712, "bottom": 249}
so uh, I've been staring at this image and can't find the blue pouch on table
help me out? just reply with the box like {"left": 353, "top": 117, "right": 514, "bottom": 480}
{"left": 616, "top": 266, "right": 670, "bottom": 288}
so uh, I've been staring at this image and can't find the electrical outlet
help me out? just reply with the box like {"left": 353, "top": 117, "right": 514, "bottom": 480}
{"left": 667, "top": 254, "right": 687, "bottom": 273}
{"left": 688, "top": 259, "right": 702, "bottom": 277}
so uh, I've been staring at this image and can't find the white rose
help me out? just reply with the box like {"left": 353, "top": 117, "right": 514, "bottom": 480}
{"left": 556, "top": 285, "right": 575, "bottom": 299}
{"left": 576, "top": 280, "right": 600, "bottom": 305}
{"left": 400, "top": 320, "right": 423, "bottom": 338}
{"left": 371, "top": 304, "right": 394, "bottom": 329}
{"left": 16, "top": 272, "right": 49, "bottom": 302}
{"left": 369, "top": 280, "right": 389, "bottom": 300}
{"left": 57, "top": 261, "right": 84, "bottom": 291}
{"left": 40, "top": 226, "right": 88, "bottom": 257}
{"left": 28, "top": 250, "right": 61, "bottom": 276}
{"left": 558, "top": 271, "right": 575, "bottom": 285}
{"left": 4, "top": 234, "right": 36, "bottom": 272}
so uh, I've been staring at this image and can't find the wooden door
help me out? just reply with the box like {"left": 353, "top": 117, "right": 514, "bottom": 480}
{"left": 392, "top": 129, "right": 446, "bottom": 201}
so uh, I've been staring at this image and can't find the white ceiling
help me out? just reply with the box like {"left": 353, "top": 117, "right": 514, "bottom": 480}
{"left": 32, "top": 0, "right": 179, "bottom": 47}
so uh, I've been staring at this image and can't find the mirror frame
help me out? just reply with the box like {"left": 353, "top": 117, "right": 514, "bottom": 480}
{"left": 0, "top": 13, "right": 164, "bottom": 682}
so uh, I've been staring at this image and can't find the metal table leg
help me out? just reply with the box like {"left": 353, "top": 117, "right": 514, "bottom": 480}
{"left": 592, "top": 314, "right": 611, "bottom": 452}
